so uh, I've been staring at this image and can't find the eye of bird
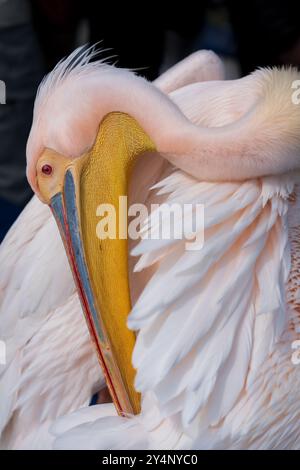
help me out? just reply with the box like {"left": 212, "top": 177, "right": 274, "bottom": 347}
{"left": 41, "top": 164, "right": 53, "bottom": 176}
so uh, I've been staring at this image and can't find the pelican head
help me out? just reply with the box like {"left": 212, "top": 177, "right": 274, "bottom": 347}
{"left": 26, "top": 47, "right": 300, "bottom": 417}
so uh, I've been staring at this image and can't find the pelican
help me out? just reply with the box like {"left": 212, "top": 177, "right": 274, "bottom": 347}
{"left": 2, "top": 46, "right": 300, "bottom": 449}
{"left": 0, "top": 49, "right": 223, "bottom": 449}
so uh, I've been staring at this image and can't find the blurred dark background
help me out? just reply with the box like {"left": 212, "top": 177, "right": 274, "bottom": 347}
{"left": 0, "top": 0, "right": 300, "bottom": 241}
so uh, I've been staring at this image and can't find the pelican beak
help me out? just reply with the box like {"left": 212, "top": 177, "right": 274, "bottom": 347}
{"left": 36, "top": 112, "right": 155, "bottom": 415}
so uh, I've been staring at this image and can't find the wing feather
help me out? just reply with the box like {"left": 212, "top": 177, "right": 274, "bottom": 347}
{"left": 129, "top": 171, "right": 293, "bottom": 429}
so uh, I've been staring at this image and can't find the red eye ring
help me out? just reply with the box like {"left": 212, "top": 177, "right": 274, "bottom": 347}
{"left": 41, "top": 164, "right": 53, "bottom": 176}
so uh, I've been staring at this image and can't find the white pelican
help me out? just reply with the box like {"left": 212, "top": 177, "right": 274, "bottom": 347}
{"left": 2, "top": 46, "right": 300, "bottom": 449}
{"left": 0, "top": 49, "right": 224, "bottom": 449}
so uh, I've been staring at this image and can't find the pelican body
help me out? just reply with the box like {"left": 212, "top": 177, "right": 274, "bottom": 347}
{"left": 1, "top": 47, "right": 300, "bottom": 449}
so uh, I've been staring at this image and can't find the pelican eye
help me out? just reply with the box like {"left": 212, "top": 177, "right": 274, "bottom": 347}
{"left": 41, "top": 164, "right": 53, "bottom": 176}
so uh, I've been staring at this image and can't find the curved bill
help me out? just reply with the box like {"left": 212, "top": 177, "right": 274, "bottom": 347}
{"left": 39, "top": 112, "right": 155, "bottom": 415}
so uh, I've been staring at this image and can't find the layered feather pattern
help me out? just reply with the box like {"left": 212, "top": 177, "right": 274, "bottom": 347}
{"left": 129, "top": 171, "right": 293, "bottom": 428}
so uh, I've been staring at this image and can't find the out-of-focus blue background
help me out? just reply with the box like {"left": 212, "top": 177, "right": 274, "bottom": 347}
{"left": 1, "top": 0, "right": 300, "bottom": 242}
